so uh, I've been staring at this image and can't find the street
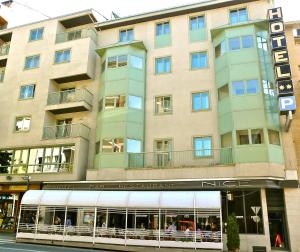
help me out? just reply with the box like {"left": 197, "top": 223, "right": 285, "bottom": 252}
{"left": 0, "top": 234, "right": 113, "bottom": 252}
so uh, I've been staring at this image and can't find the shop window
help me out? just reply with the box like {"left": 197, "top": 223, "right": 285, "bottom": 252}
{"left": 191, "top": 51, "right": 208, "bottom": 69}
{"left": 228, "top": 37, "right": 240, "bottom": 50}
{"left": 242, "top": 35, "right": 254, "bottom": 48}
{"left": 155, "top": 57, "right": 171, "bottom": 74}
{"left": 119, "top": 28, "right": 133, "bottom": 42}
{"left": 102, "top": 138, "right": 124, "bottom": 153}
{"left": 192, "top": 92, "right": 209, "bottom": 111}
{"left": 155, "top": 96, "right": 172, "bottom": 114}
{"left": 190, "top": 16, "right": 205, "bottom": 30}
{"left": 104, "top": 95, "right": 126, "bottom": 109}
{"left": 268, "top": 130, "right": 280, "bottom": 145}
{"left": 232, "top": 81, "right": 244, "bottom": 95}
{"left": 107, "top": 55, "right": 128, "bottom": 69}
{"left": 15, "top": 116, "right": 31, "bottom": 132}
{"left": 127, "top": 139, "right": 142, "bottom": 153}
{"left": 54, "top": 49, "right": 71, "bottom": 64}
{"left": 156, "top": 22, "right": 170, "bottom": 36}
{"left": 130, "top": 55, "right": 143, "bottom": 69}
{"left": 215, "top": 40, "right": 226, "bottom": 58}
{"left": 193, "top": 136, "right": 212, "bottom": 157}
{"left": 128, "top": 95, "right": 142, "bottom": 109}
{"left": 221, "top": 132, "right": 232, "bottom": 148}
{"left": 218, "top": 84, "right": 229, "bottom": 100}
{"left": 230, "top": 8, "right": 248, "bottom": 24}
{"left": 251, "top": 129, "right": 264, "bottom": 144}
{"left": 19, "top": 84, "right": 35, "bottom": 100}
{"left": 236, "top": 130, "right": 249, "bottom": 145}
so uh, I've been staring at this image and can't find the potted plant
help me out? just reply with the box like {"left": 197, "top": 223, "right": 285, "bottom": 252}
{"left": 227, "top": 214, "right": 240, "bottom": 252}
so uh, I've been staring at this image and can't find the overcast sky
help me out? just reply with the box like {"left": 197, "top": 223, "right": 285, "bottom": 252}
{"left": 0, "top": 0, "right": 298, "bottom": 28}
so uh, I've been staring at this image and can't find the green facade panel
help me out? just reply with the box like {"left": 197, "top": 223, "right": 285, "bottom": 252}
{"left": 155, "top": 34, "right": 171, "bottom": 48}
{"left": 189, "top": 28, "right": 207, "bottom": 43}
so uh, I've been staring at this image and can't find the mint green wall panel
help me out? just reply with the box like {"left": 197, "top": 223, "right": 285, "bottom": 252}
{"left": 230, "top": 63, "right": 260, "bottom": 81}
{"left": 101, "top": 109, "right": 128, "bottom": 122}
{"left": 225, "top": 26, "right": 255, "bottom": 37}
{"left": 101, "top": 122, "right": 127, "bottom": 138}
{"left": 231, "top": 96, "right": 264, "bottom": 111}
{"left": 235, "top": 145, "right": 268, "bottom": 163}
{"left": 127, "top": 110, "right": 144, "bottom": 123}
{"left": 104, "top": 80, "right": 129, "bottom": 96}
{"left": 155, "top": 34, "right": 171, "bottom": 48}
{"left": 215, "top": 67, "right": 230, "bottom": 87}
{"left": 189, "top": 28, "right": 207, "bottom": 42}
{"left": 215, "top": 54, "right": 228, "bottom": 73}
{"left": 218, "top": 98, "right": 231, "bottom": 116}
{"left": 228, "top": 49, "right": 258, "bottom": 66}
{"left": 218, "top": 113, "right": 233, "bottom": 135}
{"left": 99, "top": 153, "right": 127, "bottom": 168}
{"left": 233, "top": 110, "right": 266, "bottom": 129}
{"left": 128, "top": 80, "right": 144, "bottom": 96}
{"left": 129, "top": 68, "right": 145, "bottom": 82}
{"left": 106, "top": 68, "right": 129, "bottom": 82}
{"left": 126, "top": 122, "right": 144, "bottom": 140}
{"left": 268, "top": 145, "right": 284, "bottom": 164}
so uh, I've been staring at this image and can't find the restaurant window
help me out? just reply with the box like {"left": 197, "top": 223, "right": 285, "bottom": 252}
{"left": 228, "top": 37, "right": 240, "bottom": 51}
{"left": 218, "top": 84, "right": 229, "bottom": 100}
{"left": 104, "top": 95, "right": 126, "bottom": 109}
{"left": 24, "top": 55, "right": 40, "bottom": 69}
{"left": 193, "top": 136, "right": 212, "bottom": 157}
{"left": 119, "top": 28, "right": 134, "bottom": 42}
{"left": 191, "top": 51, "right": 208, "bottom": 69}
{"left": 268, "top": 130, "right": 280, "bottom": 145}
{"left": 192, "top": 92, "right": 209, "bottom": 111}
{"left": 128, "top": 95, "right": 142, "bottom": 109}
{"left": 230, "top": 8, "right": 248, "bottom": 24}
{"left": 190, "top": 16, "right": 205, "bottom": 30}
{"left": 15, "top": 116, "right": 31, "bottom": 132}
{"left": 127, "top": 139, "right": 142, "bottom": 153}
{"left": 155, "top": 57, "right": 171, "bottom": 74}
{"left": 156, "top": 22, "right": 170, "bottom": 36}
{"left": 236, "top": 130, "right": 249, "bottom": 145}
{"left": 155, "top": 96, "right": 172, "bottom": 114}
{"left": 19, "top": 84, "right": 35, "bottom": 100}
{"left": 102, "top": 138, "right": 124, "bottom": 153}
{"left": 215, "top": 40, "right": 226, "bottom": 58}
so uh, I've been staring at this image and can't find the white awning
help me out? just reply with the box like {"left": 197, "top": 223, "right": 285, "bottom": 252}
{"left": 21, "top": 190, "right": 221, "bottom": 209}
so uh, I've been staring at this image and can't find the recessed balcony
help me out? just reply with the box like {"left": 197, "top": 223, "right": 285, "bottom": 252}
{"left": 0, "top": 43, "right": 9, "bottom": 57}
{"left": 55, "top": 28, "right": 97, "bottom": 44}
{"left": 45, "top": 89, "right": 93, "bottom": 114}
{"left": 42, "top": 123, "right": 90, "bottom": 140}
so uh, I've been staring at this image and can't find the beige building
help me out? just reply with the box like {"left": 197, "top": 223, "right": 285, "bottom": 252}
{"left": 0, "top": 0, "right": 299, "bottom": 251}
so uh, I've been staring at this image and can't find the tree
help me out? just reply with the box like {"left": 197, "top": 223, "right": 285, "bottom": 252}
{"left": 227, "top": 214, "right": 240, "bottom": 252}
{"left": 0, "top": 151, "right": 12, "bottom": 173}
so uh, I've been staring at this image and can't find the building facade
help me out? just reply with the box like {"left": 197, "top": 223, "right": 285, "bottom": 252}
{"left": 0, "top": 0, "right": 299, "bottom": 251}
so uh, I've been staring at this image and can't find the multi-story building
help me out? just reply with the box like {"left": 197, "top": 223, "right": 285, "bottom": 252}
{"left": 0, "top": 0, "right": 300, "bottom": 251}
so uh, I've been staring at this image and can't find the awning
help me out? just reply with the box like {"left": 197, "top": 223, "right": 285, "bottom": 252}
{"left": 21, "top": 190, "right": 221, "bottom": 209}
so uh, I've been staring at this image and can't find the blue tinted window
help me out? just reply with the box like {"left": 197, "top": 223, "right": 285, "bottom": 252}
{"left": 191, "top": 52, "right": 207, "bottom": 69}
{"left": 130, "top": 55, "right": 143, "bottom": 69}
{"left": 25, "top": 55, "right": 40, "bottom": 69}
{"left": 194, "top": 136, "right": 212, "bottom": 157}
{"left": 55, "top": 49, "right": 71, "bottom": 64}
{"left": 246, "top": 79, "right": 259, "bottom": 94}
{"left": 120, "top": 29, "right": 134, "bottom": 42}
{"left": 242, "top": 35, "right": 254, "bottom": 48}
{"left": 128, "top": 95, "right": 142, "bottom": 109}
{"left": 190, "top": 16, "right": 205, "bottom": 30}
{"left": 232, "top": 81, "right": 245, "bottom": 95}
{"left": 156, "top": 22, "right": 170, "bottom": 36}
{"left": 29, "top": 28, "right": 44, "bottom": 41}
{"left": 127, "top": 139, "right": 142, "bottom": 153}
{"left": 20, "top": 85, "right": 35, "bottom": 99}
{"left": 155, "top": 57, "right": 171, "bottom": 74}
{"left": 192, "top": 92, "right": 209, "bottom": 111}
{"left": 230, "top": 8, "right": 248, "bottom": 24}
{"left": 229, "top": 37, "right": 240, "bottom": 50}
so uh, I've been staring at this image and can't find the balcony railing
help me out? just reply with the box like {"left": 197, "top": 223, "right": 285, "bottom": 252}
{"left": 0, "top": 68, "right": 5, "bottom": 82}
{"left": 42, "top": 123, "right": 90, "bottom": 140}
{"left": 55, "top": 28, "right": 97, "bottom": 44}
{"left": 0, "top": 43, "right": 10, "bottom": 56}
{"left": 47, "top": 89, "right": 93, "bottom": 106}
{"left": 128, "top": 148, "right": 233, "bottom": 169}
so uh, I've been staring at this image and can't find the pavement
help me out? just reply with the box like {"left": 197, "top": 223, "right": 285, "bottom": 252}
{"left": 0, "top": 233, "right": 113, "bottom": 252}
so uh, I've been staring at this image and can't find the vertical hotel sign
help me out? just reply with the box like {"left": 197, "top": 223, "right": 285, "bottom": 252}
{"left": 268, "top": 7, "right": 296, "bottom": 115}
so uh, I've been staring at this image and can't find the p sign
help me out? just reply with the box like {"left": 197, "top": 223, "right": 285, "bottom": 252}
{"left": 279, "top": 96, "right": 296, "bottom": 114}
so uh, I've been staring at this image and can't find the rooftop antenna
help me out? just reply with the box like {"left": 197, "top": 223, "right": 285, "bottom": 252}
{"left": 1, "top": 0, "right": 51, "bottom": 18}
{"left": 111, "top": 11, "right": 120, "bottom": 19}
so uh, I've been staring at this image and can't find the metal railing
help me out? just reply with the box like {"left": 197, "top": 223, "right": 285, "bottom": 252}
{"left": 0, "top": 43, "right": 10, "bottom": 56}
{"left": 47, "top": 89, "right": 93, "bottom": 106}
{"left": 0, "top": 68, "right": 5, "bottom": 82}
{"left": 42, "top": 123, "right": 90, "bottom": 140}
{"left": 128, "top": 148, "right": 233, "bottom": 169}
{"left": 55, "top": 28, "right": 97, "bottom": 44}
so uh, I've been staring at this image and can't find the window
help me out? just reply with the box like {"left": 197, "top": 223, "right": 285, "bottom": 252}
{"left": 268, "top": 130, "right": 280, "bottom": 145}
{"left": 19, "top": 84, "right": 35, "bottom": 99}
{"left": 102, "top": 138, "right": 124, "bottom": 153}
{"left": 221, "top": 132, "right": 232, "bottom": 148}
{"left": 104, "top": 95, "right": 126, "bottom": 109}
{"left": 0, "top": 68, "right": 5, "bottom": 82}
{"left": 95, "top": 141, "right": 100, "bottom": 154}
{"left": 107, "top": 55, "right": 128, "bottom": 69}
{"left": 236, "top": 130, "right": 249, "bottom": 145}
{"left": 251, "top": 129, "right": 264, "bottom": 144}
{"left": 127, "top": 139, "right": 142, "bottom": 153}
{"left": 242, "top": 35, "right": 254, "bottom": 48}
{"left": 119, "top": 29, "right": 133, "bottom": 42}
{"left": 215, "top": 41, "right": 226, "bottom": 58}
{"left": 257, "top": 36, "right": 268, "bottom": 51}
{"left": 193, "top": 136, "right": 212, "bottom": 157}
{"left": 155, "top": 96, "right": 172, "bottom": 114}
{"left": 246, "top": 79, "right": 259, "bottom": 94}
{"left": 263, "top": 80, "right": 275, "bottom": 96}
{"left": 67, "top": 30, "right": 82, "bottom": 41}
{"left": 98, "top": 98, "right": 103, "bottom": 112}
{"left": 101, "top": 60, "right": 106, "bottom": 73}
{"left": 130, "top": 55, "right": 143, "bottom": 69}
{"left": 54, "top": 49, "right": 71, "bottom": 64}
{"left": 218, "top": 84, "right": 229, "bottom": 101}
{"left": 292, "top": 28, "right": 300, "bottom": 37}
{"left": 191, "top": 52, "right": 207, "bottom": 69}
{"left": 192, "top": 92, "right": 209, "bottom": 111}
{"left": 156, "top": 22, "right": 170, "bottom": 36}
{"left": 15, "top": 116, "right": 31, "bottom": 132}
{"left": 128, "top": 95, "right": 142, "bottom": 109}
{"left": 232, "top": 81, "right": 245, "bottom": 95}
{"left": 230, "top": 8, "right": 248, "bottom": 24}
{"left": 228, "top": 37, "right": 240, "bottom": 50}
{"left": 190, "top": 16, "right": 205, "bottom": 30}
{"left": 29, "top": 27, "right": 44, "bottom": 41}
{"left": 155, "top": 57, "right": 171, "bottom": 74}
{"left": 24, "top": 55, "right": 40, "bottom": 69}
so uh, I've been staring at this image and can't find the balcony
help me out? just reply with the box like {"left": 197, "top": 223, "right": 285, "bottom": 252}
{"left": 46, "top": 88, "right": 93, "bottom": 114}
{"left": 128, "top": 148, "right": 233, "bottom": 169}
{"left": 42, "top": 123, "right": 90, "bottom": 140}
{"left": 0, "top": 43, "right": 9, "bottom": 56}
{"left": 55, "top": 28, "right": 97, "bottom": 44}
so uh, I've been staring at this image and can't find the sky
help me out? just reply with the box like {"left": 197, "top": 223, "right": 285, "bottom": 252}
{"left": 0, "top": 0, "right": 298, "bottom": 28}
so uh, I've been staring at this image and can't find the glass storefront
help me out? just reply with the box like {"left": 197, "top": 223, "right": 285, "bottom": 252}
{"left": 0, "top": 193, "right": 19, "bottom": 231}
